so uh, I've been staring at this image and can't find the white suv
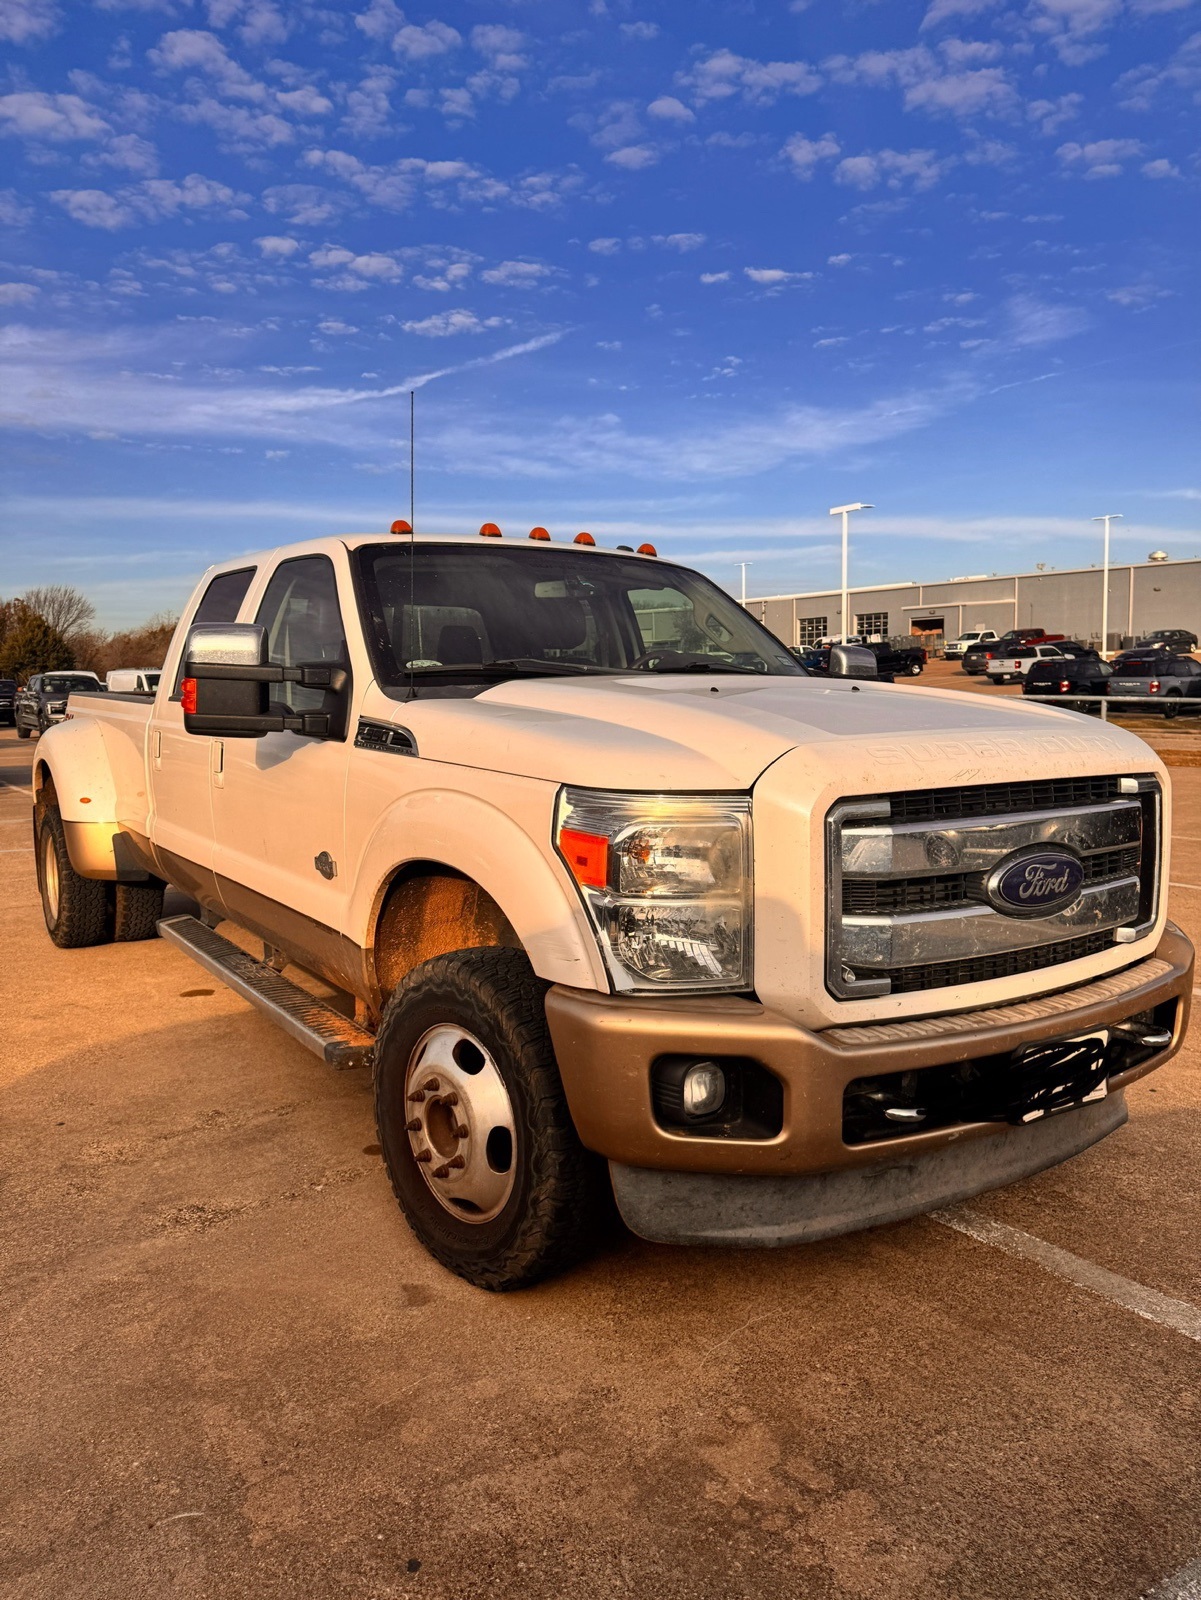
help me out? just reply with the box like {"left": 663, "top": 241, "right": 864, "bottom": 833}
{"left": 986, "top": 643, "right": 1068, "bottom": 683}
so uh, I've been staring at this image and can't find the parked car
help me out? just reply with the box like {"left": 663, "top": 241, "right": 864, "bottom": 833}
{"left": 0, "top": 678, "right": 16, "bottom": 726}
{"left": 986, "top": 644, "right": 1073, "bottom": 684}
{"left": 944, "top": 629, "right": 1000, "bottom": 660}
{"left": 874, "top": 641, "right": 926, "bottom": 677}
{"left": 28, "top": 526, "right": 1190, "bottom": 1286}
{"left": 1108, "top": 653, "right": 1201, "bottom": 717}
{"left": 1131, "top": 630, "right": 1198, "bottom": 655}
{"left": 106, "top": 668, "right": 163, "bottom": 694}
{"left": 997, "top": 627, "right": 1067, "bottom": 646}
{"left": 14, "top": 671, "right": 103, "bottom": 739}
{"left": 794, "top": 644, "right": 908, "bottom": 682}
{"left": 960, "top": 641, "right": 999, "bottom": 675}
{"left": 1023, "top": 655, "right": 1112, "bottom": 710}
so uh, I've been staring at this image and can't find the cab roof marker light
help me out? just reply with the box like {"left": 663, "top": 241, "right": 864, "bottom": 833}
{"left": 479, "top": 522, "right": 502, "bottom": 538}
{"left": 529, "top": 526, "right": 551, "bottom": 541}
{"left": 574, "top": 531, "right": 595, "bottom": 546}
{"left": 637, "top": 543, "right": 657, "bottom": 557}
{"left": 390, "top": 519, "right": 412, "bottom": 535}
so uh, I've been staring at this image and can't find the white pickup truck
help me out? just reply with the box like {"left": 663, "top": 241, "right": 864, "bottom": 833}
{"left": 31, "top": 528, "right": 1192, "bottom": 1288}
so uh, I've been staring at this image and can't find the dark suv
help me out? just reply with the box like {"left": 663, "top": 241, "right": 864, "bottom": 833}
{"left": 0, "top": 679, "right": 15, "bottom": 726}
{"left": 14, "top": 672, "right": 103, "bottom": 738}
{"left": 1108, "top": 654, "right": 1201, "bottom": 718}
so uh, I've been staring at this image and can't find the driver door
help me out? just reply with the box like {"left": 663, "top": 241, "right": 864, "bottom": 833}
{"left": 212, "top": 554, "right": 354, "bottom": 938}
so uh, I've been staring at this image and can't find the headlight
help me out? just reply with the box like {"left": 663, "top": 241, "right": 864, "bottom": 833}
{"left": 555, "top": 787, "right": 752, "bottom": 993}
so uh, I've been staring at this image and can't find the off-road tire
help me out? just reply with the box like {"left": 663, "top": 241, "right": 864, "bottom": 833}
{"left": 36, "top": 803, "right": 111, "bottom": 949}
{"left": 17, "top": 722, "right": 31, "bottom": 739}
{"left": 111, "top": 880, "right": 165, "bottom": 941}
{"left": 374, "top": 947, "right": 609, "bottom": 1291}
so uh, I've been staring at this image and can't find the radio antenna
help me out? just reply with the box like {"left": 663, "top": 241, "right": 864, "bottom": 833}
{"left": 407, "top": 388, "right": 416, "bottom": 701}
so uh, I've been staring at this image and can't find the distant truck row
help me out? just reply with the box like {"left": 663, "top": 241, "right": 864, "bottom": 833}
{"left": 2, "top": 668, "right": 161, "bottom": 736}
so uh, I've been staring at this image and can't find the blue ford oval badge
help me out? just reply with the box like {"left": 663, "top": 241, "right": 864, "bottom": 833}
{"left": 988, "top": 849, "right": 1085, "bottom": 918}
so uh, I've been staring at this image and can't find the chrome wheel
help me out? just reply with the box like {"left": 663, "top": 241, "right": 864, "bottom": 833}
{"left": 41, "top": 826, "right": 60, "bottom": 924}
{"left": 403, "top": 1024, "right": 517, "bottom": 1224}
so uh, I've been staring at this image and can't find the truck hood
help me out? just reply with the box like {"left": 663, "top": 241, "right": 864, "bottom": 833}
{"left": 377, "top": 674, "right": 1153, "bottom": 791}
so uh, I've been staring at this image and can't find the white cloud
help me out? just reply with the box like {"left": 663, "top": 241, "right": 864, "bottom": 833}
{"left": 342, "top": 66, "right": 396, "bottom": 138}
{"left": 1027, "top": 93, "right": 1082, "bottom": 135}
{"left": 1004, "top": 294, "right": 1089, "bottom": 346}
{"left": 606, "top": 144, "right": 659, "bottom": 169}
{"left": 827, "top": 253, "right": 853, "bottom": 266}
{"left": 470, "top": 23, "right": 526, "bottom": 69}
{"left": 588, "top": 238, "right": 621, "bottom": 256}
{"left": 0, "top": 189, "right": 33, "bottom": 226}
{"left": 700, "top": 271, "right": 730, "bottom": 283}
{"left": 1117, "top": 34, "right": 1201, "bottom": 111}
{"left": 276, "top": 86, "right": 332, "bottom": 117}
{"left": 744, "top": 267, "right": 795, "bottom": 286}
{"left": 393, "top": 18, "right": 460, "bottom": 59}
{"left": 921, "top": 0, "right": 1003, "bottom": 26}
{"left": 255, "top": 234, "right": 300, "bottom": 257}
{"left": 205, "top": 0, "right": 289, "bottom": 47}
{"left": 835, "top": 148, "right": 946, "bottom": 190}
{"left": 401, "top": 308, "right": 507, "bottom": 336}
{"left": 309, "top": 244, "right": 404, "bottom": 285}
{"left": 0, "top": 280, "right": 39, "bottom": 303}
{"left": 1027, "top": 0, "right": 1122, "bottom": 64}
{"left": 480, "top": 259, "right": 553, "bottom": 285}
{"left": 679, "top": 48, "right": 821, "bottom": 105}
{"left": 647, "top": 95, "right": 694, "bottom": 123}
{"left": 0, "top": 90, "right": 109, "bottom": 143}
{"left": 823, "top": 45, "right": 1018, "bottom": 119}
{"left": 88, "top": 132, "right": 159, "bottom": 175}
{"left": 354, "top": 0, "right": 402, "bottom": 44}
{"left": 316, "top": 318, "right": 357, "bottom": 335}
{"left": 50, "top": 172, "right": 250, "bottom": 229}
{"left": 1142, "top": 157, "right": 1180, "bottom": 178}
{"left": 620, "top": 20, "right": 658, "bottom": 38}
{"left": 1056, "top": 137, "right": 1144, "bottom": 178}
{"left": 654, "top": 232, "right": 706, "bottom": 252}
{"left": 781, "top": 131, "right": 840, "bottom": 178}
{"left": 0, "top": 0, "right": 59, "bottom": 44}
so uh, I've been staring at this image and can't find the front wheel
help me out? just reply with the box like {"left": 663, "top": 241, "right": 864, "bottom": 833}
{"left": 374, "top": 947, "right": 608, "bottom": 1290}
{"left": 907, "top": 661, "right": 923, "bottom": 676}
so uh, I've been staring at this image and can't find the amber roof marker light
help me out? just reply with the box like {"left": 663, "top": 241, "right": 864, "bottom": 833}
{"left": 390, "top": 519, "right": 412, "bottom": 535}
{"left": 479, "top": 522, "right": 502, "bottom": 537}
{"left": 637, "top": 543, "right": 657, "bottom": 557}
{"left": 574, "top": 531, "right": 596, "bottom": 546}
{"left": 529, "top": 526, "right": 551, "bottom": 540}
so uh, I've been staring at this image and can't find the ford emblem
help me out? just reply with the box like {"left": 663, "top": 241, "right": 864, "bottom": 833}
{"left": 987, "top": 848, "right": 1085, "bottom": 918}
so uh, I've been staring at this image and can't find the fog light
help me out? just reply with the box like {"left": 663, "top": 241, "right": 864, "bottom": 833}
{"left": 683, "top": 1061, "right": 726, "bottom": 1119}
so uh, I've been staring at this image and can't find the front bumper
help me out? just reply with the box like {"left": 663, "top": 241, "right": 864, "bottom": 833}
{"left": 545, "top": 924, "right": 1192, "bottom": 1237}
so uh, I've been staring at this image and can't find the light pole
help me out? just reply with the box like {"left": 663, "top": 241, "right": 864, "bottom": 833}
{"left": 1092, "top": 513, "right": 1122, "bottom": 654}
{"left": 829, "top": 503, "right": 874, "bottom": 642}
{"left": 736, "top": 562, "right": 751, "bottom": 606}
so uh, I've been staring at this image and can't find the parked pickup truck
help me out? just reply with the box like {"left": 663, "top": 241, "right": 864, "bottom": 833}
{"left": 30, "top": 528, "right": 1192, "bottom": 1289}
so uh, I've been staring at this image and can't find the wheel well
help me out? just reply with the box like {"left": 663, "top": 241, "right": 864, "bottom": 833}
{"left": 33, "top": 762, "right": 55, "bottom": 809}
{"left": 372, "top": 863, "right": 522, "bottom": 1003}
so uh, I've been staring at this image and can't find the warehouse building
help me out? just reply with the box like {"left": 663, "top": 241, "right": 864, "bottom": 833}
{"left": 746, "top": 554, "right": 1200, "bottom": 652}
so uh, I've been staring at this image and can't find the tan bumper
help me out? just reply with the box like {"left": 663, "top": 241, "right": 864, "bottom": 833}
{"left": 545, "top": 924, "right": 1193, "bottom": 1177}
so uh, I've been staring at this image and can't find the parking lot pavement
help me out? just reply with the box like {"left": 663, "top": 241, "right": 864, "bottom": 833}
{"left": 3, "top": 722, "right": 1200, "bottom": 1600}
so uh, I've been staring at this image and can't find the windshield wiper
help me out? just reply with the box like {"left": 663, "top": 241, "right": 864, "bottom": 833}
{"left": 638, "top": 660, "right": 764, "bottom": 675}
{"left": 407, "top": 658, "right": 614, "bottom": 678}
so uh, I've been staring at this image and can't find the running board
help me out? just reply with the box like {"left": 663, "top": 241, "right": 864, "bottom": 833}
{"left": 157, "top": 914, "right": 374, "bottom": 1069}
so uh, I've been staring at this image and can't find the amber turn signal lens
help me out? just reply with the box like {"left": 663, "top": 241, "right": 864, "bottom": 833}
{"left": 479, "top": 522, "right": 502, "bottom": 537}
{"left": 573, "top": 531, "right": 595, "bottom": 546}
{"left": 181, "top": 678, "right": 197, "bottom": 715}
{"left": 390, "top": 519, "right": 412, "bottom": 534}
{"left": 558, "top": 827, "right": 609, "bottom": 889}
{"left": 637, "top": 542, "right": 657, "bottom": 556}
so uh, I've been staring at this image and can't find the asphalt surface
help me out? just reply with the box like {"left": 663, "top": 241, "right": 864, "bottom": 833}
{"left": 3, "top": 707, "right": 1201, "bottom": 1600}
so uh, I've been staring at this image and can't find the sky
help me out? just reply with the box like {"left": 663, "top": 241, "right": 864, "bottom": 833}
{"left": 0, "top": 0, "right": 1198, "bottom": 627}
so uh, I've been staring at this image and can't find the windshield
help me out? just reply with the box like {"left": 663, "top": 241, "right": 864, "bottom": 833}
{"left": 43, "top": 675, "right": 100, "bottom": 694}
{"left": 353, "top": 543, "right": 803, "bottom": 686}
{"left": 1115, "top": 659, "right": 1170, "bottom": 677}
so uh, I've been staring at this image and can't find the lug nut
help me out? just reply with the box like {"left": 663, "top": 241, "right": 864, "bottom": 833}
{"left": 432, "top": 1163, "right": 450, "bottom": 1179}
{"left": 454, "top": 1124, "right": 469, "bottom": 1139}
{"left": 447, "top": 1154, "right": 465, "bottom": 1169}
{"left": 422, "top": 1078, "right": 441, "bottom": 1093}
{"left": 443, "top": 1092, "right": 459, "bottom": 1107}
{"left": 407, "top": 1090, "right": 426, "bottom": 1103}
{"left": 415, "top": 1150, "right": 432, "bottom": 1164}
{"left": 406, "top": 1118, "right": 422, "bottom": 1132}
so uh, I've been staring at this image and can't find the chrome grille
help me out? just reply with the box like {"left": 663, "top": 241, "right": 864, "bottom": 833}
{"left": 826, "top": 775, "right": 1160, "bottom": 999}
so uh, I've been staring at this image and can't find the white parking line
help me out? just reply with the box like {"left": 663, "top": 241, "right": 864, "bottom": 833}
{"left": 1142, "top": 1558, "right": 1201, "bottom": 1600}
{"left": 1170, "top": 882, "right": 1201, "bottom": 891}
{"left": 932, "top": 1207, "right": 1201, "bottom": 1344}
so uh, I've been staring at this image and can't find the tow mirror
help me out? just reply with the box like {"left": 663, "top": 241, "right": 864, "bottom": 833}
{"left": 828, "top": 644, "right": 878, "bottom": 680}
{"left": 181, "top": 623, "right": 348, "bottom": 739}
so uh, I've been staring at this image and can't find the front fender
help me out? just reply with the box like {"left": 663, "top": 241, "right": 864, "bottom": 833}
{"left": 350, "top": 785, "right": 607, "bottom": 992}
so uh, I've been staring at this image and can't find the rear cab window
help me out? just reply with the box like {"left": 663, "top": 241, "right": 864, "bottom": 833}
{"left": 172, "top": 565, "right": 257, "bottom": 694}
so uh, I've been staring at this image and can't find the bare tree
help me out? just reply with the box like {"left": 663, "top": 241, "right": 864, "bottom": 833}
{"left": 21, "top": 584, "right": 96, "bottom": 641}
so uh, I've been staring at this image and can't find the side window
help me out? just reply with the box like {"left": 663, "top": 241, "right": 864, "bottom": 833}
{"left": 192, "top": 567, "right": 256, "bottom": 626}
{"left": 629, "top": 585, "right": 714, "bottom": 655}
{"left": 254, "top": 555, "right": 348, "bottom": 714}
{"left": 175, "top": 566, "right": 257, "bottom": 694}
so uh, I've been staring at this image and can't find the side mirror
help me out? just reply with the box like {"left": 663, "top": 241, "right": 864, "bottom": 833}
{"left": 828, "top": 644, "right": 879, "bottom": 680}
{"left": 182, "top": 623, "right": 348, "bottom": 739}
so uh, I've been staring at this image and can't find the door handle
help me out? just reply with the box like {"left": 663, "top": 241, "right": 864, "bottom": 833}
{"left": 211, "top": 739, "right": 224, "bottom": 788}
{"left": 153, "top": 729, "right": 162, "bottom": 768}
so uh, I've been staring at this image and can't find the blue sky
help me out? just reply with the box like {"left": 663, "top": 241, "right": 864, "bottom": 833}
{"left": 0, "top": 0, "right": 1197, "bottom": 626}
